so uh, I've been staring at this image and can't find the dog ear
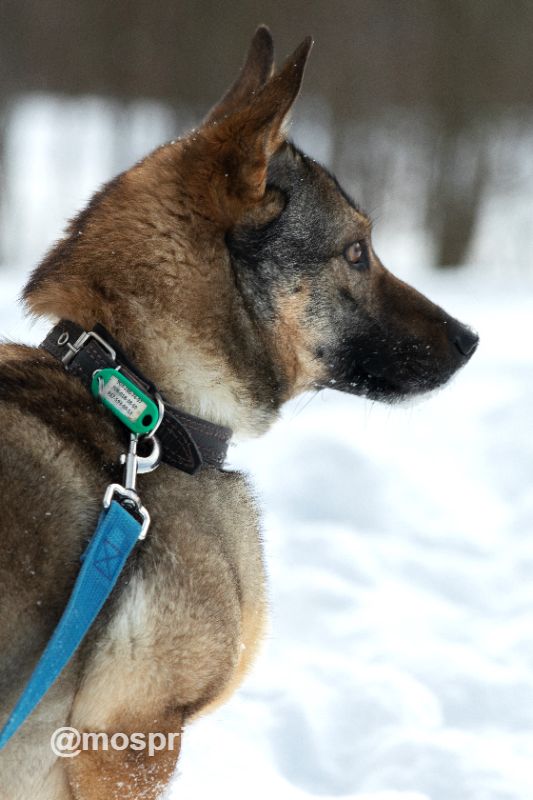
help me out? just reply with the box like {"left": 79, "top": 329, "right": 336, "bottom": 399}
{"left": 241, "top": 34, "right": 312, "bottom": 148}
{"left": 197, "top": 36, "right": 313, "bottom": 215}
{"left": 205, "top": 26, "right": 275, "bottom": 124}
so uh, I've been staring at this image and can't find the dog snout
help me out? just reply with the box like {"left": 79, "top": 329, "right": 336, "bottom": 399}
{"left": 449, "top": 320, "right": 479, "bottom": 359}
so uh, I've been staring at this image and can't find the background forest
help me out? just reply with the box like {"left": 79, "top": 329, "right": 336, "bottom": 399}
{"left": 0, "top": 0, "right": 532, "bottom": 271}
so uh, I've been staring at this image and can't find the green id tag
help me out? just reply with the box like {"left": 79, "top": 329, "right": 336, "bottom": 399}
{"left": 91, "top": 368, "right": 160, "bottom": 434}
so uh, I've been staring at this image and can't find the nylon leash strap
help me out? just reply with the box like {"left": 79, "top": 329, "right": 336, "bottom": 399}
{"left": 0, "top": 427, "right": 156, "bottom": 749}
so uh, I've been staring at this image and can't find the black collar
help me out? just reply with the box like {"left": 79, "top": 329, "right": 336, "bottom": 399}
{"left": 41, "top": 320, "right": 231, "bottom": 474}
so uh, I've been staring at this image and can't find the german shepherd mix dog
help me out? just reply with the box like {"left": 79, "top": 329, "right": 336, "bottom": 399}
{"left": 0, "top": 27, "right": 477, "bottom": 800}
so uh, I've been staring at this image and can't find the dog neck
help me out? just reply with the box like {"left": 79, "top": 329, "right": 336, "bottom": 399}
{"left": 32, "top": 294, "right": 282, "bottom": 440}
{"left": 22, "top": 145, "right": 288, "bottom": 439}
{"left": 126, "top": 312, "right": 281, "bottom": 440}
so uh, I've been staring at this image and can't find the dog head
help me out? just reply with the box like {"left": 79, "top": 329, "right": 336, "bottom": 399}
{"left": 24, "top": 27, "right": 478, "bottom": 436}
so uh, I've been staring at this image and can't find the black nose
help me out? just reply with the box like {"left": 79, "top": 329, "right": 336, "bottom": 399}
{"left": 453, "top": 324, "right": 479, "bottom": 358}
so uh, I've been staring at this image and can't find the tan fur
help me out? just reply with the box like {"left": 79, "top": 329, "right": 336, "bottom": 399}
{"left": 67, "top": 710, "right": 183, "bottom": 800}
{"left": 197, "top": 589, "right": 269, "bottom": 720}
{"left": 273, "top": 284, "right": 329, "bottom": 396}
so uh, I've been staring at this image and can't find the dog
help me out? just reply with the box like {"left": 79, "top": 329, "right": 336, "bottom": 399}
{"left": 0, "top": 26, "right": 478, "bottom": 800}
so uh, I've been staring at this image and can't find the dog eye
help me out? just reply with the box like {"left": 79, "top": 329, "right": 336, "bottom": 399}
{"left": 344, "top": 241, "right": 367, "bottom": 269}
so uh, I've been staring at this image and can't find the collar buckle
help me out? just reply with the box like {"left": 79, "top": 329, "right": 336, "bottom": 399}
{"left": 61, "top": 329, "right": 117, "bottom": 367}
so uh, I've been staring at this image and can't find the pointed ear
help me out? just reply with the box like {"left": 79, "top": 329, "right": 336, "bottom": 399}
{"left": 200, "top": 36, "right": 313, "bottom": 213}
{"left": 246, "top": 35, "right": 313, "bottom": 145}
{"left": 205, "top": 26, "right": 275, "bottom": 125}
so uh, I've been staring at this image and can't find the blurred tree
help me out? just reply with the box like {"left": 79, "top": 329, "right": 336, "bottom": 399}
{"left": 0, "top": 0, "right": 532, "bottom": 267}
{"left": 423, "top": 0, "right": 531, "bottom": 266}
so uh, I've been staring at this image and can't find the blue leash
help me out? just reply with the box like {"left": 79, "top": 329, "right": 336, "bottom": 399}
{"left": 0, "top": 500, "right": 143, "bottom": 749}
{"left": 0, "top": 331, "right": 169, "bottom": 749}
{"left": 0, "top": 431, "right": 158, "bottom": 749}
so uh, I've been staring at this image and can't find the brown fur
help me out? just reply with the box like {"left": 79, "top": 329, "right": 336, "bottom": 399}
{"left": 273, "top": 283, "right": 328, "bottom": 395}
{"left": 0, "top": 27, "right": 477, "bottom": 800}
{"left": 67, "top": 711, "right": 183, "bottom": 800}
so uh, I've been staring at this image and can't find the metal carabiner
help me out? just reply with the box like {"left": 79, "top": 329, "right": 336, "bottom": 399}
{"left": 119, "top": 433, "right": 161, "bottom": 493}
{"left": 102, "top": 482, "right": 151, "bottom": 540}
{"left": 103, "top": 434, "right": 161, "bottom": 541}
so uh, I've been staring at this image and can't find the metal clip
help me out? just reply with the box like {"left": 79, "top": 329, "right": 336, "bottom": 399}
{"left": 120, "top": 434, "right": 161, "bottom": 489}
{"left": 103, "top": 434, "right": 161, "bottom": 540}
{"left": 103, "top": 484, "right": 151, "bottom": 540}
{"left": 144, "top": 392, "right": 165, "bottom": 439}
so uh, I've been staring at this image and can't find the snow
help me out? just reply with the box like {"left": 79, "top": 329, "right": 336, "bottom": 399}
{"left": 1, "top": 263, "right": 532, "bottom": 800}
{"left": 171, "top": 273, "right": 533, "bottom": 800}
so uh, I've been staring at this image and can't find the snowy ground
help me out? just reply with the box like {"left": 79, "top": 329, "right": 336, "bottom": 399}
{"left": 1, "top": 263, "right": 532, "bottom": 800}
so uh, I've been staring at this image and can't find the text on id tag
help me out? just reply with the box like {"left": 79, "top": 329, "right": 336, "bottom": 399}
{"left": 91, "top": 368, "right": 160, "bottom": 434}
